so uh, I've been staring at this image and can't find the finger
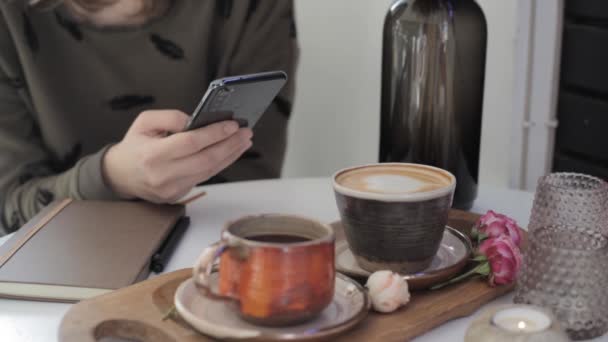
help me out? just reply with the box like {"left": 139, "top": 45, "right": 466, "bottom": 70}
{"left": 162, "top": 143, "right": 251, "bottom": 203}
{"left": 130, "top": 110, "right": 190, "bottom": 135}
{"left": 181, "top": 139, "right": 253, "bottom": 186}
{"left": 201, "top": 140, "right": 253, "bottom": 181}
{"left": 136, "top": 129, "right": 250, "bottom": 194}
{"left": 156, "top": 121, "right": 242, "bottom": 160}
{"left": 164, "top": 129, "right": 252, "bottom": 179}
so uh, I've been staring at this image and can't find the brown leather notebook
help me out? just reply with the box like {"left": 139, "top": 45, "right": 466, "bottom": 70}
{"left": 0, "top": 199, "right": 185, "bottom": 303}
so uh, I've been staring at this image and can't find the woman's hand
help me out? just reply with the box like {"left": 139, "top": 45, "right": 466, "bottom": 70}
{"left": 102, "top": 110, "right": 252, "bottom": 203}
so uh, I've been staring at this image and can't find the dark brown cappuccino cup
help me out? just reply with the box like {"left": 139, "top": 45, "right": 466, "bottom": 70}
{"left": 333, "top": 163, "right": 456, "bottom": 273}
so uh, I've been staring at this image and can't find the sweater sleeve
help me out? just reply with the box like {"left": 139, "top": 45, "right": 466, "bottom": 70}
{"left": 213, "top": 0, "right": 299, "bottom": 182}
{"left": 0, "top": 17, "right": 118, "bottom": 234}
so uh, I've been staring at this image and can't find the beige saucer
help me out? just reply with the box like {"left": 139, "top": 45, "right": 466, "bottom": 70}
{"left": 174, "top": 273, "right": 370, "bottom": 341}
{"left": 335, "top": 226, "right": 471, "bottom": 290}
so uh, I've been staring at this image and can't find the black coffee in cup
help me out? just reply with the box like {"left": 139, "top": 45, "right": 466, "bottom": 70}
{"left": 333, "top": 163, "right": 456, "bottom": 273}
{"left": 246, "top": 234, "right": 311, "bottom": 244}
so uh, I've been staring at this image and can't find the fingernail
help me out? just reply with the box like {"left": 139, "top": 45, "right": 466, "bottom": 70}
{"left": 224, "top": 122, "right": 239, "bottom": 134}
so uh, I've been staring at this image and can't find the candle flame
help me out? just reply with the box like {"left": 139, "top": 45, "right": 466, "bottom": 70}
{"left": 518, "top": 321, "right": 526, "bottom": 330}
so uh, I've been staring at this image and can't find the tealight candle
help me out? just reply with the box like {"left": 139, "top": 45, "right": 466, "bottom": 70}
{"left": 465, "top": 305, "right": 569, "bottom": 342}
{"left": 492, "top": 307, "right": 551, "bottom": 333}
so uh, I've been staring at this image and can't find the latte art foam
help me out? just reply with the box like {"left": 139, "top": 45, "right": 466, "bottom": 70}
{"left": 336, "top": 165, "right": 453, "bottom": 195}
{"left": 363, "top": 174, "right": 430, "bottom": 194}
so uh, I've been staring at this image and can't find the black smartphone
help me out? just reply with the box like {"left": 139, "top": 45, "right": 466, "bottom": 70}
{"left": 185, "top": 71, "right": 287, "bottom": 130}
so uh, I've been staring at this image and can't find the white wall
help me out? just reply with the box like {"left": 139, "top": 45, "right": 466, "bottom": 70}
{"left": 283, "top": 0, "right": 391, "bottom": 178}
{"left": 283, "top": 0, "right": 520, "bottom": 189}
{"left": 475, "top": 0, "right": 519, "bottom": 187}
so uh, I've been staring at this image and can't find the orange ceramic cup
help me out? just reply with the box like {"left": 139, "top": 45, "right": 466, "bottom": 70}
{"left": 193, "top": 214, "right": 335, "bottom": 326}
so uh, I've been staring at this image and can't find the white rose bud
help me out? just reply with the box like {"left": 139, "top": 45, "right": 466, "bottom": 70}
{"left": 366, "top": 270, "right": 410, "bottom": 313}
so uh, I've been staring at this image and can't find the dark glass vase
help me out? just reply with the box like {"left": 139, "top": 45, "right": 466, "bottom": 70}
{"left": 379, "top": 0, "right": 487, "bottom": 210}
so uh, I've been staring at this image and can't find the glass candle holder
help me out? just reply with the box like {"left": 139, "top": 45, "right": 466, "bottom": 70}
{"left": 528, "top": 172, "right": 608, "bottom": 235}
{"left": 514, "top": 225, "right": 608, "bottom": 340}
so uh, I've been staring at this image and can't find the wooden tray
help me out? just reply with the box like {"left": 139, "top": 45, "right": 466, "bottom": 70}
{"left": 59, "top": 210, "right": 519, "bottom": 342}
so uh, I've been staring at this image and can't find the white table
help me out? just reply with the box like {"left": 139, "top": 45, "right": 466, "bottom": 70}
{"left": 0, "top": 178, "right": 604, "bottom": 342}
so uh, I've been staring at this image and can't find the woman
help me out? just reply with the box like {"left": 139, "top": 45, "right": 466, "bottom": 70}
{"left": 0, "top": 0, "right": 298, "bottom": 234}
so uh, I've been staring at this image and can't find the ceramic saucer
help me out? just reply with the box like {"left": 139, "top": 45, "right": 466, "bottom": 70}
{"left": 174, "top": 273, "right": 370, "bottom": 341}
{"left": 335, "top": 225, "right": 472, "bottom": 290}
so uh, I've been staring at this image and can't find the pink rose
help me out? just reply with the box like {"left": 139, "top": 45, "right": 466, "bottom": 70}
{"left": 431, "top": 213, "right": 525, "bottom": 290}
{"left": 475, "top": 210, "right": 523, "bottom": 247}
{"left": 479, "top": 236, "right": 523, "bottom": 287}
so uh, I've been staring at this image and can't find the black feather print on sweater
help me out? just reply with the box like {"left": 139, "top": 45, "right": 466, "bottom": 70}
{"left": 109, "top": 95, "right": 156, "bottom": 111}
{"left": 150, "top": 34, "right": 185, "bottom": 60}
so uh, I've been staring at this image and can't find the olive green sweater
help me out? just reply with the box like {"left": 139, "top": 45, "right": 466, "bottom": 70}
{"left": 0, "top": 0, "right": 298, "bottom": 234}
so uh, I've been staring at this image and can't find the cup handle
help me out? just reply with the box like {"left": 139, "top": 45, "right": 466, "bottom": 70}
{"left": 192, "top": 242, "right": 238, "bottom": 302}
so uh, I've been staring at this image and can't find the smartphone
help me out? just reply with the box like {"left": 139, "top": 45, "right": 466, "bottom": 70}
{"left": 185, "top": 71, "right": 287, "bottom": 131}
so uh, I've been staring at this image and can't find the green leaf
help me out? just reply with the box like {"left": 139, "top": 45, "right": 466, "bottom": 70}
{"left": 471, "top": 227, "right": 489, "bottom": 245}
{"left": 476, "top": 262, "right": 491, "bottom": 276}
{"left": 477, "top": 232, "right": 488, "bottom": 244}
{"left": 471, "top": 227, "right": 480, "bottom": 239}
{"left": 472, "top": 255, "right": 488, "bottom": 262}
{"left": 430, "top": 261, "right": 490, "bottom": 290}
